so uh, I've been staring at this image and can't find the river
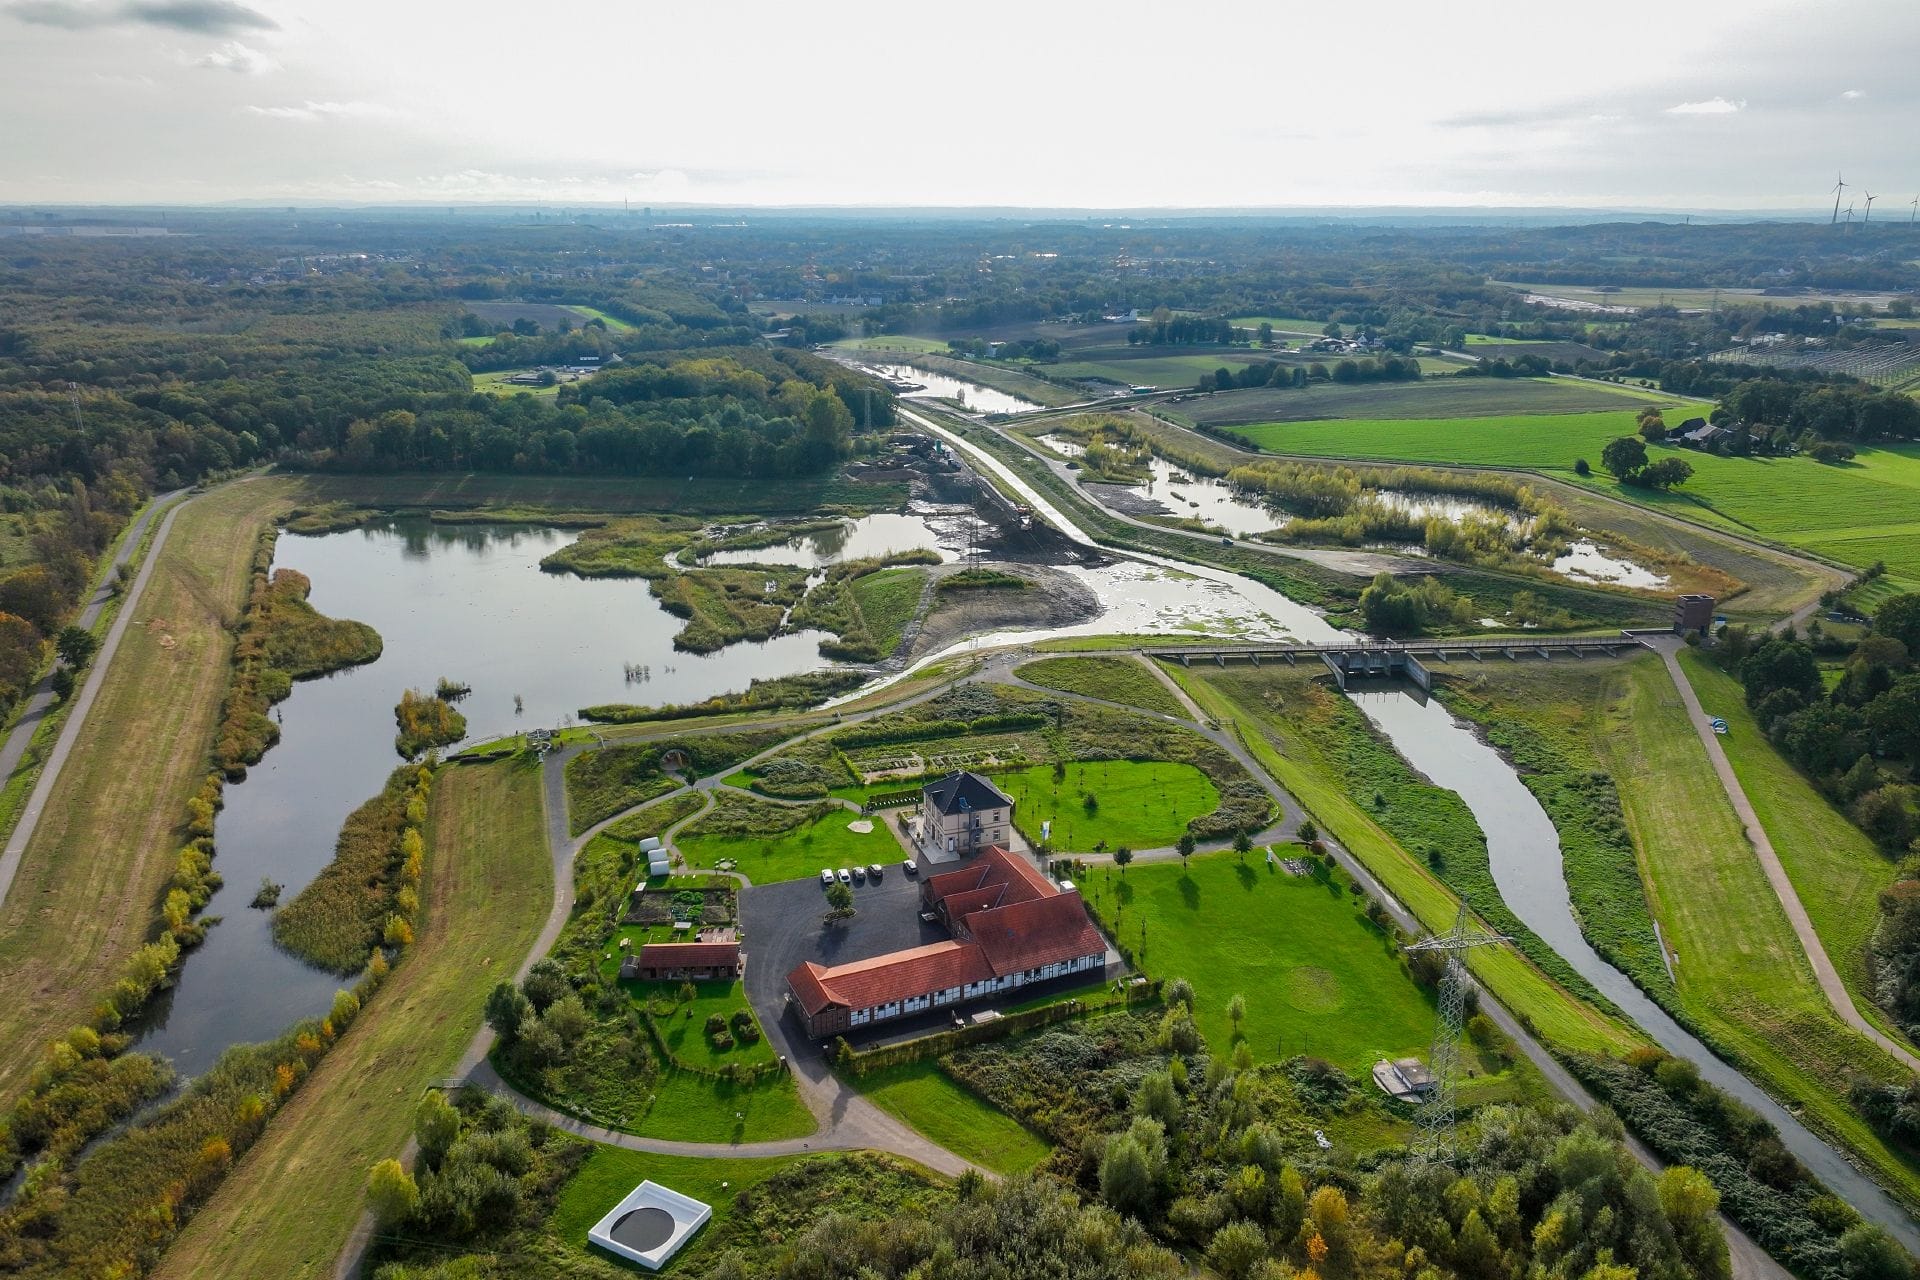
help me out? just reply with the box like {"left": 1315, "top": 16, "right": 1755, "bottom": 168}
{"left": 1346, "top": 681, "right": 1920, "bottom": 1250}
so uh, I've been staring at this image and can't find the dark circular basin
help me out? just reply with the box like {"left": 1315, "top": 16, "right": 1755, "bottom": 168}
{"left": 609, "top": 1205, "right": 677, "bottom": 1253}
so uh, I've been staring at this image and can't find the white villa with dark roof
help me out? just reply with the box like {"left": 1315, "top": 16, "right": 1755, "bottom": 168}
{"left": 918, "top": 770, "right": 1013, "bottom": 858}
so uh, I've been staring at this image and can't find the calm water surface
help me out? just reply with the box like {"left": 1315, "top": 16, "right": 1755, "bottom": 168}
{"left": 864, "top": 362, "right": 1044, "bottom": 415}
{"left": 135, "top": 519, "right": 834, "bottom": 1074}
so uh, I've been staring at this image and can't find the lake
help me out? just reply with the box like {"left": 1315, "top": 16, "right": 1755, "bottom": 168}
{"left": 133, "top": 519, "right": 835, "bottom": 1074}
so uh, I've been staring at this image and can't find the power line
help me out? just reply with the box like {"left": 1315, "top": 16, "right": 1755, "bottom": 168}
{"left": 1403, "top": 905, "right": 1509, "bottom": 1164}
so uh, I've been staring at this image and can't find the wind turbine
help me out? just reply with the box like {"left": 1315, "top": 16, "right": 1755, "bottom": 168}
{"left": 1863, "top": 192, "right": 1878, "bottom": 224}
{"left": 1910, "top": 195, "right": 1917, "bottom": 224}
{"left": 1845, "top": 202, "right": 1856, "bottom": 226}
{"left": 1830, "top": 172, "right": 1849, "bottom": 224}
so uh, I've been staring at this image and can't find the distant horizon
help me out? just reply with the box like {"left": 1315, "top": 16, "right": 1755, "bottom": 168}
{"left": 3, "top": 0, "right": 1914, "bottom": 211}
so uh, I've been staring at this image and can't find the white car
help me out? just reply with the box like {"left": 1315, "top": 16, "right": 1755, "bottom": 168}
{"left": 852, "top": 866, "right": 866, "bottom": 884}
{"left": 820, "top": 868, "right": 834, "bottom": 887}
{"left": 903, "top": 859, "right": 917, "bottom": 876}
{"left": 868, "top": 863, "right": 884, "bottom": 880}
{"left": 837, "top": 868, "right": 852, "bottom": 885}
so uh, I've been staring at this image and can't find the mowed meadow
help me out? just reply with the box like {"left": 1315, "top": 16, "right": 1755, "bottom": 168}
{"left": 1226, "top": 405, "right": 1920, "bottom": 586}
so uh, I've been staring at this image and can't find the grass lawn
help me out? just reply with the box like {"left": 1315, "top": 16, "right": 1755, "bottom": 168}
{"left": 851, "top": 1060, "right": 1051, "bottom": 1175}
{"left": 0, "top": 477, "right": 301, "bottom": 1109}
{"left": 152, "top": 754, "right": 554, "bottom": 1280}
{"left": 1014, "top": 655, "right": 1186, "bottom": 718}
{"left": 473, "top": 369, "right": 563, "bottom": 398}
{"left": 622, "top": 979, "right": 777, "bottom": 1070}
{"left": 678, "top": 804, "right": 896, "bottom": 883}
{"left": 851, "top": 566, "right": 927, "bottom": 655}
{"left": 629, "top": 1068, "right": 815, "bottom": 1144}
{"left": 1676, "top": 651, "right": 1904, "bottom": 1032}
{"left": 1593, "top": 654, "right": 1920, "bottom": 1206}
{"left": 1081, "top": 850, "right": 1433, "bottom": 1068}
{"left": 993, "top": 760, "right": 1217, "bottom": 852}
{"left": 1164, "top": 662, "right": 1641, "bottom": 1058}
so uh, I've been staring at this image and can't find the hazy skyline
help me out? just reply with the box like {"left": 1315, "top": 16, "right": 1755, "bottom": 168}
{"left": 3, "top": 0, "right": 1915, "bottom": 210}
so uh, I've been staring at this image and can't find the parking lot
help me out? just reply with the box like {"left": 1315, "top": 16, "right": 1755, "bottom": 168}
{"left": 741, "top": 859, "right": 952, "bottom": 1051}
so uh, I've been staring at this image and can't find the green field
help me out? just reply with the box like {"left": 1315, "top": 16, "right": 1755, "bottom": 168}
{"left": 850, "top": 566, "right": 927, "bottom": 655}
{"left": 1592, "top": 654, "right": 1920, "bottom": 1204}
{"left": 473, "top": 369, "right": 562, "bottom": 398}
{"left": 1052, "top": 350, "right": 1268, "bottom": 387}
{"left": 993, "top": 759, "right": 1218, "bottom": 851}
{"left": 1081, "top": 850, "right": 1434, "bottom": 1067}
{"left": 1227, "top": 315, "right": 1332, "bottom": 334}
{"left": 1227, "top": 411, "right": 1920, "bottom": 583}
{"left": 1014, "top": 655, "right": 1186, "bottom": 718}
{"left": 678, "top": 802, "right": 897, "bottom": 882}
{"left": 831, "top": 334, "right": 953, "bottom": 354}
{"left": 1676, "top": 651, "right": 1904, "bottom": 1028}
{"left": 851, "top": 1060, "right": 1051, "bottom": 1175}
{"left": 1185, "top": 377, "right": 1672, "bottom": 428}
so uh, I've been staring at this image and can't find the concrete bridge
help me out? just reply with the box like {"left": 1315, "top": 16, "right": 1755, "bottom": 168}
{"left": 1142, "top": 635, "right": 1650, "bottom": 691}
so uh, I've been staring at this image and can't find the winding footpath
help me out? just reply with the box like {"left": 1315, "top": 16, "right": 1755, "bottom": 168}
{"left": 1650, "top": 634, "right": 1920, "bottom": 1073}
{"left": 0, "top": 487, "right": 189, "bottom": 907}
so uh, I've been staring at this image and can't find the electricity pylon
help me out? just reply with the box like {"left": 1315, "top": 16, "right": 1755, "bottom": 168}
{"left": 1404, "top": 906, "right": 1509, "bottom": 1163}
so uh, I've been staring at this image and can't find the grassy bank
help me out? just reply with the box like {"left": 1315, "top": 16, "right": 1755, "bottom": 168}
{"left": 1677, "top": 650, "right": 1907, "bottom": 1043}
{"left": 996, "top": 759, "right": 1217, "bottom": 852}
{"left": 1587, "top": 654, "right": 1920, "bottom": 1209}
{"left": 151, "top": 754, "right": 553, "bottom": 1280}
{"left": 0, "top": 478, "right": 300, "bottom": 1109}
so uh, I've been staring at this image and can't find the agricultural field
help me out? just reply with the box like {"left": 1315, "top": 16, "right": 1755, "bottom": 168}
{"left": 1079, "top": 850, "right": 1435, "bottom": 1068}
{"left": 1182, "top": 376, "right": 1673, "bottom": 428}
{"left": 1227, "top": 410, "right": 1920, "bottom": 585}
{"left": 1226, "top": 315, "right": 1333, "bottom": 334}
{"left": 1051, "top": 348, "right": 1273, "bottom": 388}
{"left": 152, "top": 754, "right": 553, "bottom": 1280}
{"left": 1014, "top": 654, "right": 1186, "bottom": 718}
{"left": 677, "top": 794, "right": 897, "bottom": 883}
{"left": 850, "top": 1060, "right": 1052, "bottom": 1176}
{"left": 831, "top": 334, "right": 955, "bottom": 355}
{"left": 1495, "top": 281, "right": 1908, "bottom": 312}
{"left": 995, "top": 759, "right": 1219, "bottom": 852}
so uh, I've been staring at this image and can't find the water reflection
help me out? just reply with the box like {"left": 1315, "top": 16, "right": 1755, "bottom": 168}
{"left": 133, "top": 518, "right": 838, "bottom": 1075}
{"left": 699, "top": 512, "right": 960, "bottom": 569}
{"left": 1552, "top": 539, "right": 1668, "bottom": 589}
{"left": 863, "top": 362, "right": 1044, "bottom": 416}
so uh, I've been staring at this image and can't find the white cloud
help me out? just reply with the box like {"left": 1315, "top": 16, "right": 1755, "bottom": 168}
{"left": 196, "top": 39, "right": 277, "bottom": 73}
{"left": 245, "top": 99, "right": 394, "bottom": 122}
{"left": 1666, "top": 96, "right": 1746, "bottom": 114}
{"left": 1840, "top": 88, "right": 1866, "bottom": 99}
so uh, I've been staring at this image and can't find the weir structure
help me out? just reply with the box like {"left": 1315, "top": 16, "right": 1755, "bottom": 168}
{"left": 1142, "top": 635, "right": 1648, "bottom": 690}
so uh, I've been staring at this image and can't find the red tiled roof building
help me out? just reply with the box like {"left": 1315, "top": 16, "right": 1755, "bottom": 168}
{"left": 787, "top": 847, "right": 1107, "bottom": 1039}
{"left": 621, "top": 940, "right": 742, "bottom": 982}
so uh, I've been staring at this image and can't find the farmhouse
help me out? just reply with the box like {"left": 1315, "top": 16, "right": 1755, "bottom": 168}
{"left": 920, "top": 770, "right": 1014, "bottom": 858}
{"left": 620, "top": 939, "right": 741, "bottom": 983}
{"left": 1678, "top": 422, "right": 1731, "bottom": 449}
{"left": 786, "top": 846, "right": 1107, "bottom": 1039}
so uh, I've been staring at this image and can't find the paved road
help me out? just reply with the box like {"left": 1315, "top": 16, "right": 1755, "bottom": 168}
{"left": 0, "top": 488, "right": 190, "bottom": 909}
{"left": 1650, "top": 634, "right": 1920, "bottom": 1073}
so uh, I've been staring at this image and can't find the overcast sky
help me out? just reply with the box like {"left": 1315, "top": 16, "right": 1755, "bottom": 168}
{"left": 2, "top": 0, "right": 1914, "bottom": 210}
